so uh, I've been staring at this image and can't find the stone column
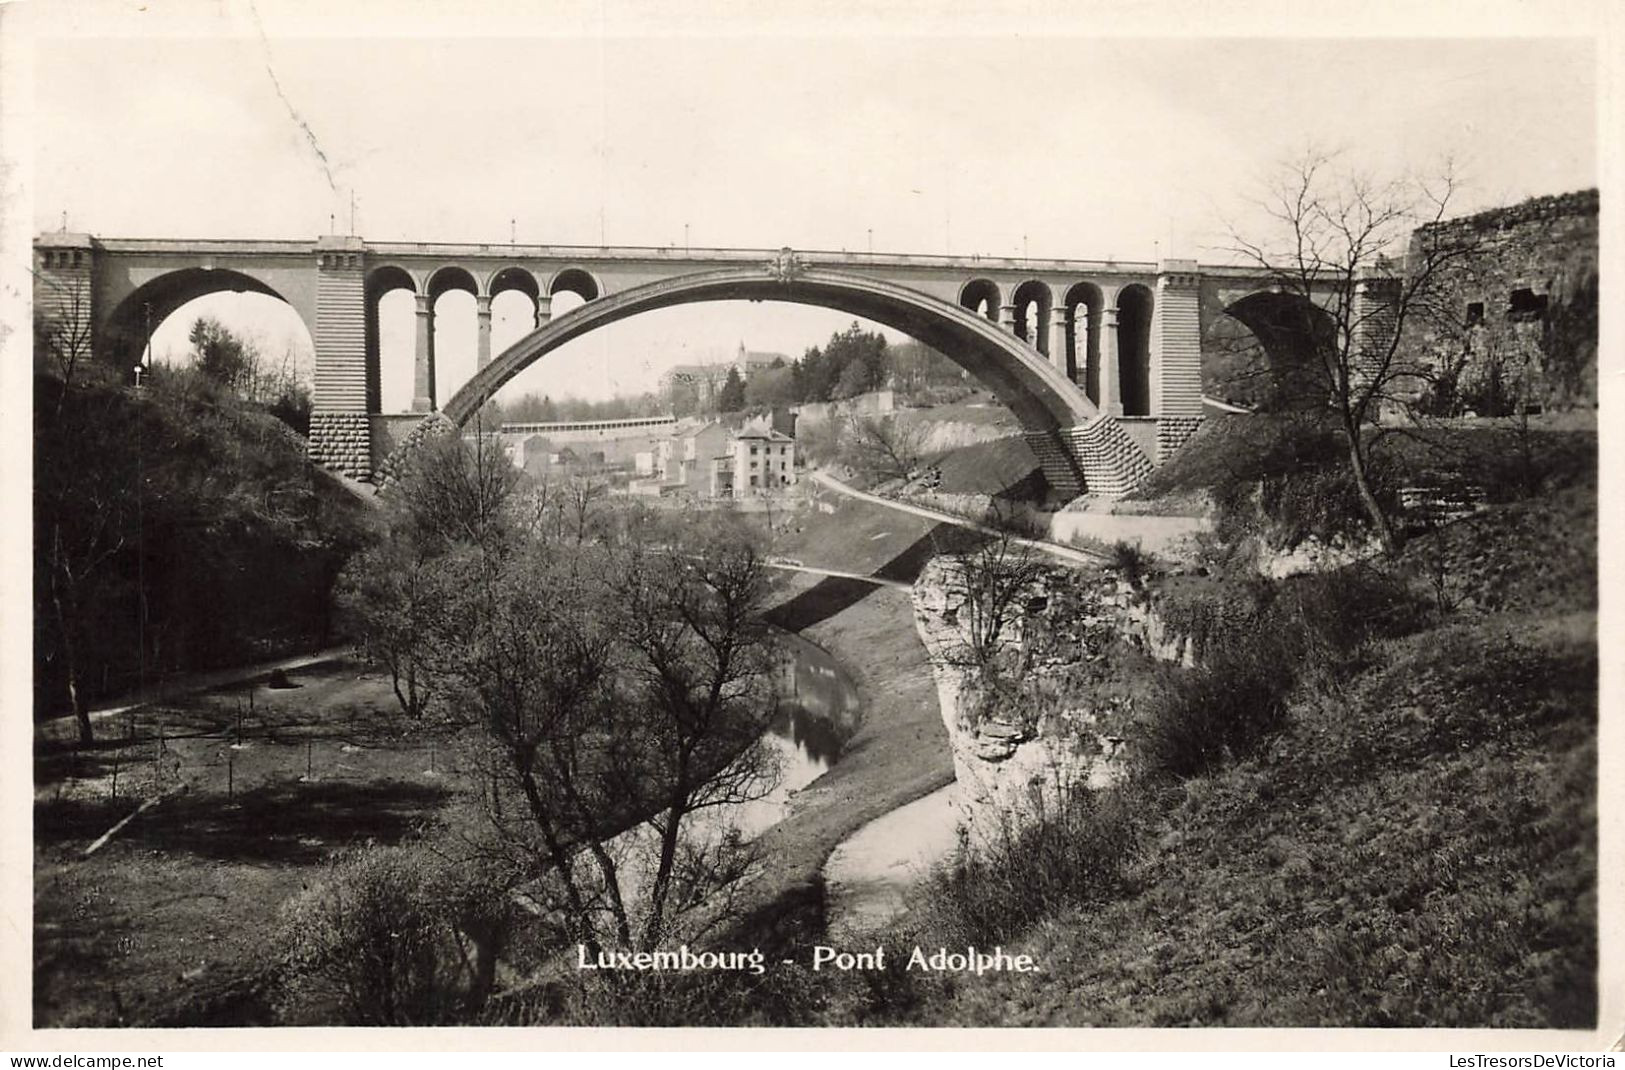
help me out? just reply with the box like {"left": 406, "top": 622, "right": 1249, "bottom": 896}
{"left": 308, "top": 238, "right": 372, "bottom": 479}
{"left": 535, "top": 293, "right": 552, "bottom": 328}
{"left": 1154, "top": 262, "right": 1203, "bottom": 419}
{"left": 998, "top": 303, "right": 1017, "bottom": 334}
{"left": 413, "top": 293, "right": 435, "bottom": 412}
{"left": 1352, "top": 268, "right": 1401, "bottom": 392}
{"left": 476, "top": 294, "right": 493, "bottom": 370}
{"left": 1098, "top": 306, "right": 1122, "bottom": 416}
{"left": 1048, "top": 304, "right": 1069, "bottom": 374}
{"left": 1153, "top": 261, "right": 1205, "bottom": 462}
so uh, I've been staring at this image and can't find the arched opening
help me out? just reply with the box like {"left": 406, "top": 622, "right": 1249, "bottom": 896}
{"left": 1010, "top": 280, "right": 1052, "bottom": 356}
{"left": 1115, "top": 285, "right": 1153, "bottom": 416}
{"left": 1212, "top": 292, "right": 1338, "bottom": 410}
{"left": 489, "top": 266, "right": 542, "bottom": 328}
{"left": 550, "top": 267, "right": 601, "bottom": 305}
{"left": 445, "top": 267, "right": 1097, "bottom": 436}
{"left": 491, "top": 290, "right": 538, "bottom": 357}
{"left": 142, "top": 291, "right": 314, "bottom": 414}
{"left": 1062, "top": 281, "right": 1102, "bottom": 397}
{"left": 958, "top": 278, "right": 1001, "bottom": 323}
{"left": 366, "top": 265, "right": 417, "bottom": 414}
{"left": 427, "top": 266, "right": 479, "bottom": 410}
{"left": 102, "top": 268, "right": 299, "bottom": 373}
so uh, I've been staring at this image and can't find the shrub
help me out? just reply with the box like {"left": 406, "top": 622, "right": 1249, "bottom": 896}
{"left": 1108, "top": 539, "right": 1157, "bottom": 588}
{"left": 1266, "top": 564, "right": 1434, "bottom": 680}
{"left": 913, "top": 782, "right": 1139, "bottom": 948}
{"left": 1137, "top": 650, "right": 1291, "bottom": 780}
{"left": 1206, "top": 416, "right": 1405, "bottom": 552}
{"left": 277, "top": 845, "right": 515, "bottom": 1025}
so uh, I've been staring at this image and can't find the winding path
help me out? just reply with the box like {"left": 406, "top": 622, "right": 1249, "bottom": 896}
{"left": 807, "top": 469, "right": 1105, "bottom": 566}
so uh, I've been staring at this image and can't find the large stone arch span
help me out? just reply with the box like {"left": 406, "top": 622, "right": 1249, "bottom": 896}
{"left": 99, "top": 267, "right": 314, "bottom": 370}
{"left": 442, "top": 266, "right": 1098, "bottom": 433}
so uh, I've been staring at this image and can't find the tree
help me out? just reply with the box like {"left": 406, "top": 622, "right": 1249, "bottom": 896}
{"left": 189, "top": 316, "right": 254, "bottom": 390}
{"left": 35, "top": 382, "right": 137, "bottom": 744}
{"left": 563, "top": 473, "right": 608, "bottom": 544}
{"left": 841, "top": 412, "right": 928, "bottom": 484}
{"left": 604, "top": 512, "right": 780, "bottom": 949}
{"left": 743, "top": 365, "right": 797, "bottom": 410}
{"left": 340, "top": 443, "right": 784, "bottom": 958}
{"left": 34, "top": 273, "right": 121, "bottom": 742}
{"left": 389, "top": 425, "right": 523, "bottom": 555}
{"left": 834, "top": 356, "right": 874, "bottom": 400}
{"left": 937, "top": 521, "right": 1045, "bottom": 670}
{"left": 33, "top": 270, "right": 104, "bottom": 399}
{"left": 716, "top": 367, "right": 746, "bottom": 413}
{"left": 419, "top": 525, "right": 778, "bottom": 957}
{"left": 1227, "top": 150, "right": 1480, "bottom": 553}
{"left": 335, "top": 536, "right": 447, "bottom": 718}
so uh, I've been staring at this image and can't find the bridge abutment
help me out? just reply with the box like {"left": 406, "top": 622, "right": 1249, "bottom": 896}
{"left": 1026, "top": 417, "right": 1157, "bottom": 501}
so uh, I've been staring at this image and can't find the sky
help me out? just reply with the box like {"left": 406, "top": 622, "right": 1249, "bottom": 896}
{"left": 22, "top": 5, "right": 1601, "bottom": 408}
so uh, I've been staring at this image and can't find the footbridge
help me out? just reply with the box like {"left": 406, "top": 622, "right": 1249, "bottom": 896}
{"left": 33, "top": 232, "right": 1392, "bottom": 497}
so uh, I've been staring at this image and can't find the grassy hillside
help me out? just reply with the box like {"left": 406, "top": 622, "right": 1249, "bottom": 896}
{"left": 878, "top": 431, "right": 1598, "bottom": 1028}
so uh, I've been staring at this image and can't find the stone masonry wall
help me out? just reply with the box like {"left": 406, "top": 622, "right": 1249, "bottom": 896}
{"left": 372, "top": 411, "right": 458, "bottom": 487}
{"left": 307, "top": 412, "right": 372, "bottom": 481}
{"left": 1409, "top": 188, "right": 1598, "bottom": 413}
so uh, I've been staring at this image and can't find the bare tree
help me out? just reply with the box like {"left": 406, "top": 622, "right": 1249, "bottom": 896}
{"left": 841, "top": 412, "right": 929, "bottom": 485}
{"left": 1226, "top": 150, "right": 1482, "bottom": 553}
{"left": 35, "top": 273, "right": 128, "bottom": 744}
{"left": 937, "top": 522, "right": 1045, "bottom": 671}
{"left": 33, "top": 271, "right": 100, "bottom": 404}
{"left": 605, "top": 513, "right": 780, "bottom": 950}
{"left": 335, "top": 538, "right": 447, "bottom": 718}
{"left": 563, "top": 473, "right": 608, "bottom": 544}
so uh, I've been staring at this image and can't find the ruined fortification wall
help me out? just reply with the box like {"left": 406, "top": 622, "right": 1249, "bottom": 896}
{"left": 1410, "top": 189, "right": 1599, "bottom": 413}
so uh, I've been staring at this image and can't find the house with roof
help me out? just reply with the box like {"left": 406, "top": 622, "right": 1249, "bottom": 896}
{"left": 722, "top": 416, "right": 796, "bottom": 497}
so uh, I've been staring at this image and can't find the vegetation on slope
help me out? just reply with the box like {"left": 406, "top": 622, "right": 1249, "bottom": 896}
{"left": 34, "top": 366, "right": 373, "bottom": 728}
{"left": 880, "top": 423, "right": 1598, "bottom": 1028}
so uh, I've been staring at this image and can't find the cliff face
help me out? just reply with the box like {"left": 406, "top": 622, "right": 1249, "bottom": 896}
{"left": 909, "top": 557, "right": 1189, "bottom": 842}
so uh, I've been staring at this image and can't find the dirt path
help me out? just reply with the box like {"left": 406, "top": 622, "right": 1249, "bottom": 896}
{"left": 36, "top": 646, "right": 355, "bottom": 745}
{"left": 821, "top": 783, "right": 961, "bottom": 941}
{"left": 807, "top": 469, "right": 1104, "bottom": 566}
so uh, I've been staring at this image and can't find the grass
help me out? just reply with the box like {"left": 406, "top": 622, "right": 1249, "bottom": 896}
{"left": 921, "top": 434, "right": 1044, "bottom": 499}
{"left": 32, "top": 660, "right": 463, "bottom": 1027}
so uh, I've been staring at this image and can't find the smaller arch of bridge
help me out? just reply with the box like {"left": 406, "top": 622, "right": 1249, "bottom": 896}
{"left": 1116, "top": 284, "right": 1154, "bottom": 416}
{"left": 366, "top": 264, "right": 418, "bottom": 297}
{"left": 1062, "top": 281, "right": 1103, "bottom": 394}
{"left": 364, "top": 266, "right": 421, "bottom": 414}
{"left": 1212, "top": 290, "right": 1338, "bottom": 410}
{"left": 547, "top": 267, "right": 601, "bottom": 302}
{"left": 426, "top": 265, "right": 480, "bottom": 300}
{"left": 1010, "top": 279, "right": 1052, "bottom": 356}
{"left": 486, "top": 265, "right": 541, "bottom": 302}
{"left": 100, "top": 267, "right": 307, "bottom": 371}
{"left": 958, "top": 278, "right": 1001, "bottom": 322}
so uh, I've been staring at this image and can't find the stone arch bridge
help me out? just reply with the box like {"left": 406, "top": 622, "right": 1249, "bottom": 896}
{"left": 32, "top": 232, "right": 1393, "bottom": 497}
